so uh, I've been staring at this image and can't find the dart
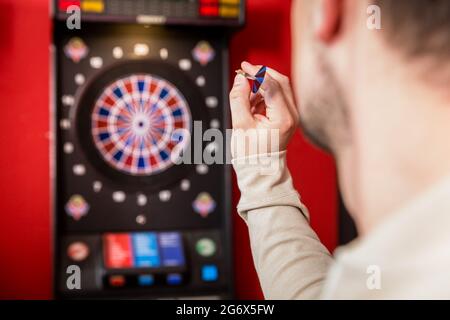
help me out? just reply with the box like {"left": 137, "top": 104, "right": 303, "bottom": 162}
{"left": 235, "top": 69, "right": 257, "bottom": 80}
{"left": 235, "top": 65, "right": 267, "bottom": 93}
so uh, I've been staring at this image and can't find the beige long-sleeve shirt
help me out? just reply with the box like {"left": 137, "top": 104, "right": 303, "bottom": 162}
{"left": 233, "top": 151, "right": 450, "bottom": 299}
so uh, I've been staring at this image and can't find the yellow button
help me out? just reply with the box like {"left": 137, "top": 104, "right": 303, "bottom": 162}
{"left": 81, "top": 0, "right": 104, "bottom": 13}
{"left": 220, "top": 0, "right": 240, "bottom": 5}
{"left": 219, "top": 6, "right": 239, "bottom": 18}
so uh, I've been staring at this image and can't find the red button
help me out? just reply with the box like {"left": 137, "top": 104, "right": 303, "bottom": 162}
{"left": 200, "top": 0, "right": 219, "bottom": 4}
{"left": 58, "top": 0, "right": 81, "bottom": 11}
{"left": 200, "top": 6, "right": 219, "bottom": 17}
{"left": 67, "top": 241, "right": 90, "bottom": 262}
{"left": 109, "top": 275, "right": 126, "bottom": 287}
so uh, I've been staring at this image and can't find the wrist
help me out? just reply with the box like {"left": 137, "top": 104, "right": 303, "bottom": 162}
{"left": 231, "top": 128, "right": 286, "bottom": 158}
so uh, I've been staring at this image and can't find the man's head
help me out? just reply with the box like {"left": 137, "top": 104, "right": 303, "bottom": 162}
{"left": 291, "top": 0, "right": 450, "bottom": 230}
{"left": 292, "top": 0, "right": 450, "bottom": 153}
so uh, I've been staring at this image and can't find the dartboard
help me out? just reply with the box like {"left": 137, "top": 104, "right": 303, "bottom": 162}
{"left": 91, "top": 74, "right": 191, "bottom": 176}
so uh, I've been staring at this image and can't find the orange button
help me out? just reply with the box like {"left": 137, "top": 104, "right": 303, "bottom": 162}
{"left": 219, "top": 5, "right": 239, "bottom": 18}
{"left": 220, "top": 0, "right": 240, "bottom": 5}
{"left": 81, "top": 0, "right": 104, "bottom": 13}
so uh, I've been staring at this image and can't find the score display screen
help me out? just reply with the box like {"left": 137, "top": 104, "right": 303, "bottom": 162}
{"left": 103, "top": 232, "right": 185, "bottom": 269}
{"left": 56, "top": 0, "right": 243, "bottom": 25}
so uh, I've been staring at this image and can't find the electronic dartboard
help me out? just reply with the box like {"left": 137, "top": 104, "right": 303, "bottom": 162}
{"left": 91, "top": 74, "right": 191, "bottom": 176}
{"left": 53, "top": 0, "right": 244, "bottom": 299}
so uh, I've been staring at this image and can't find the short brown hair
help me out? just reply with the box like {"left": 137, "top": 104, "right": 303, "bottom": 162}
{"left": 374, "top": 0, "right": 450, "bottom": 58}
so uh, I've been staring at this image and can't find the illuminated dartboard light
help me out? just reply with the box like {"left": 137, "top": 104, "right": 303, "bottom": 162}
{"left": 91, "top": 74, "right": 191, "bottom": 176}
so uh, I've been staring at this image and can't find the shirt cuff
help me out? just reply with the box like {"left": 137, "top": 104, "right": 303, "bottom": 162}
{"left": 232, "top": 151, "right": 309, "bottom": 222}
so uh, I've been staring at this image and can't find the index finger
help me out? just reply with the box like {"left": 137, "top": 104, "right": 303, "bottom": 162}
{"left": 242, "top": 62, "right": 298, "bottom": 120}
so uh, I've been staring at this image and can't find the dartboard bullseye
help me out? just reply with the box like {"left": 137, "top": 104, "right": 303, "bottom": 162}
{"left": 91, "top": 74, "right": 191, "bottom": 176}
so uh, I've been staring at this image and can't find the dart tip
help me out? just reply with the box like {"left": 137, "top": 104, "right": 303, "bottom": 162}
{"left": 235, "top": 69, "right": 257, "bottom": 80}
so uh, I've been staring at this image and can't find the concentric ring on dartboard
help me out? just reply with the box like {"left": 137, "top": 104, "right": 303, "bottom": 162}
{"left": 91, "top": 74, "right": 191, "bottom": 176}
{"left": 75, "top": 60, "right": 209, "bottom": 190}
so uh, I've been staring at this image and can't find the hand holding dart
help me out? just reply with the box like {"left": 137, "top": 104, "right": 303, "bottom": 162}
{"left": 235, "top": 65, "right": 267, "bottom": 93}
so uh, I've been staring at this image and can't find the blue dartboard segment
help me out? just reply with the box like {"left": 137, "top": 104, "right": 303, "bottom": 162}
{"left": 91, "top": 74, "right": 191, "bottom": 176}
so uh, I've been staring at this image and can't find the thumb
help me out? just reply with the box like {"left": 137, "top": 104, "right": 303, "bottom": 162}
{"left": 229, "top": 73, "right": 254, "bottom": 128}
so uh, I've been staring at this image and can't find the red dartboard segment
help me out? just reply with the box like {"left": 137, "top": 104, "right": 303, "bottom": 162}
{"left": 91, "top": 74, "right": 191, "bottom": 176}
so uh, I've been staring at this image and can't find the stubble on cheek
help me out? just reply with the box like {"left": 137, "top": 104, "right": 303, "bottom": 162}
{"left": 298, "top": 56, "right": 351, "bottom": 155}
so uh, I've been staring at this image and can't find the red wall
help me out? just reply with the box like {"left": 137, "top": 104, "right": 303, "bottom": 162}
{"left": 0, "top": 0, "right": 336, "bottom": 299}
{"left": 0, "top": 0, "right": 52, "bottom": 299}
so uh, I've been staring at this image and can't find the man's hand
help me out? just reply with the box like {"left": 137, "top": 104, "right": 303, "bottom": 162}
{"left": 229, "top": 62, "right": 299, "bottom": 158}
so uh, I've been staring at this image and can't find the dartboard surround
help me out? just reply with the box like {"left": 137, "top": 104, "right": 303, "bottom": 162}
{"left": 54, "top": 21, "right": 233, "bottom": 299}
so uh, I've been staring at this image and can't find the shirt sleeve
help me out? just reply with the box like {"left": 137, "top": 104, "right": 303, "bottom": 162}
{"left": 232, "top": 151, "right": 333, "bottom": 299}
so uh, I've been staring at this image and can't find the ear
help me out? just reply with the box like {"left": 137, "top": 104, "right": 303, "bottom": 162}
{"left": 314, "top": 0, "right": 342, "bottom": 43}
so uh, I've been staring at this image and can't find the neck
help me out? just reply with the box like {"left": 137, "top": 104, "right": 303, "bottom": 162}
{"left": 340, "top": 54, "right": 450, "bottom": 236}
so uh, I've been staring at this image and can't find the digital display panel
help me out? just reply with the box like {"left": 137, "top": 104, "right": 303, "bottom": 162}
{"left": 159, "top": 232, "right": 185, "bottom": 267}
{"left": 132, "top": 233, "right": 160, "bottom": 267}
{"left": 55, "top": 0, "right": 244, "bottom": 26}
{"left": 103, "top": 232, "right": 185, "bottom": 269}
